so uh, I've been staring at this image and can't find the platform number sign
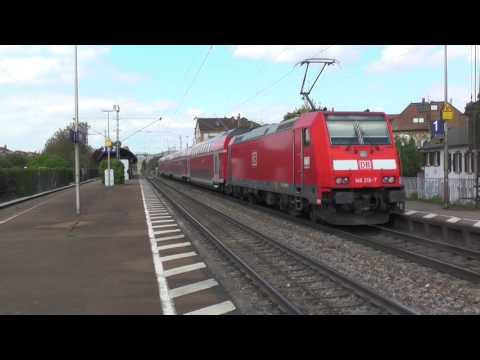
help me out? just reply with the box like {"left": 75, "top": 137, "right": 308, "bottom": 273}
{"left": 432, "top": 119, "right": 445, "bottom": 138}
{"left": 251, "top": 151, "right": 257, "bottom": 168}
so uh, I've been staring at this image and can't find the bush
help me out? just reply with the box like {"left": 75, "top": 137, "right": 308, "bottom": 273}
{"left": 0, "top": 153, "right": 29, "bottom": 168}
{"left": 28, "top": 154, "right": 70, "bottom": 169}
{"left": 0, "top": 168, "right": 73, "bottom": 202}
{"left": 98, "top": 159, "right": 125, "bottom": 185}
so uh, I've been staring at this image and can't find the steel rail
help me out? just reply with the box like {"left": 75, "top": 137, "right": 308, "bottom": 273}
{"left": 151, "top": 176, "right": 417, "bottom": 315}
{"left": 148, "top": 178, "right": 303, "bottom": 315}
{"left": 372, "top": 225, "right": 480, "bottom": 261}
{"left": 157, "top": 176, "right": 480, "bottom": 284}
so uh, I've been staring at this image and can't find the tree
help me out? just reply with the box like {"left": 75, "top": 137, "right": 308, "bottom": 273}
{"left": 98, "top": 159, "right": 125, "bottom": 184}
{"left": 395, "top": 136, "right": 424, "bottom": 177}
{"left": 283, "top": 102, "right": 317, "bottom": 121}
{"left": 42, "top": 122, "right": 95, "bottom": 169}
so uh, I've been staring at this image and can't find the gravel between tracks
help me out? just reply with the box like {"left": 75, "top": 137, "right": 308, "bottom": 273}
{"left": 152, "top": 184, "right": 285, "bottom": 315}
{"left": 159, "top": 178, "right": 480, "bottom": 315}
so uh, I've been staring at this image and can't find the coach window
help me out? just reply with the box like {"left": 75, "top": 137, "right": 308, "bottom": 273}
{"left": 302, "top": 128, "right": 311, "bottom": 146}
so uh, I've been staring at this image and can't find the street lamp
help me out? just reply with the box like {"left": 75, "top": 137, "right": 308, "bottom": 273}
{"left": 74, "top": 45, "right": 80, "bottom": 214}
{"left": 102, "top": 109, "right": 114, "bottom": 186}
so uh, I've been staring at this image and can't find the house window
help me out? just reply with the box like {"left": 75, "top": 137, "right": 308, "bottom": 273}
{"left": 453, "top": 152, "right": 463, "bottom": 174}
{"left": 302, "top": 128, "right": 311, "bottom": 146}
{"left": 427, "top": 152, "right": 434, "bottom": 166}
{"left": 435, "top": 151, "right": 440, "bottom": 166}
{"left": 412, "top": 117, "right": 425, "bottom": 124}
{"left": 431, "top": 104, "right": 438, "bottom": 111}
{"left": 465, "top": 152, "right": 475, "bottom": 174}
{"left": 448, "top": 153, "right": 452, "bottom": 172}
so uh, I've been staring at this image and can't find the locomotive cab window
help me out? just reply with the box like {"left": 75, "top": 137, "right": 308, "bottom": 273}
{"left": 326, "top": 115, "right": 390, "bottom": 145}
{"left": 302, "top": 128, "right": 311, "bottom": 146}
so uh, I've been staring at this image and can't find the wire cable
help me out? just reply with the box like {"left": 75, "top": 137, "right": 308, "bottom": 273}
{"left": 121, "top": 45, "right": 214, "bottom": 142}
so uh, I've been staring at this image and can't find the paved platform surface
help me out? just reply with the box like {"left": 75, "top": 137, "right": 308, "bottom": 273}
{"left": 406, "top": 200, "right": 480, "bottom": 222}
{"left": 0, "top": 179, "right": 162, "bottom": 314}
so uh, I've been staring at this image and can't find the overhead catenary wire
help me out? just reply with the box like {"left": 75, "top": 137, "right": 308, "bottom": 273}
{"left": 228, "top": 46, "right": 336, "bottom": 119}
{"left": 121, "top": 45, "right": 214, "bottom": 143}
{"left": 227, "top": 46, "right": 336, "bottom": 114}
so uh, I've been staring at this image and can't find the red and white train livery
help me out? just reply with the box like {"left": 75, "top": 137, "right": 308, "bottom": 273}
{"left": 158, "top": 111, "right": 405, "bottom": 225}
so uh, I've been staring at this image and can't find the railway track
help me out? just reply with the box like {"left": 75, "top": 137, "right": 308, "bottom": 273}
{"left": 156, "top": 175, "right": 480, "bottom": 285}
{"left": 149, "top": 177, "right": 417, "bottom": 315}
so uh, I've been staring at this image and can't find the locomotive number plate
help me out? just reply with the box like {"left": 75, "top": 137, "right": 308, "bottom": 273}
{"left": 354, "top": 177, "right": 378, "bottom": 184}
{"left": 358, "top": 160, "right": 372, "bottom": 169}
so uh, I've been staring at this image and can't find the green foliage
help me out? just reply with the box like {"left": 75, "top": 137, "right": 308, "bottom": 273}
{"left": 0, "top": 168, "right": 73, "bottom": 202}
{"left": 27, "top": 154, "right": 70, "bottom": 169}
{"left": 42, "top": 122, "right": 95, "bottom": 169}
{"left": 0, "top": 153, "right": 30, "bottom": 168}
{"left": 395, "top": 136, "right": 424, "bottom": 177}
{"left": 283, "top": 103, "right": 316, "bottom": 121}
{"left": 99, "top": 159, "right": 125, "bottom": 185}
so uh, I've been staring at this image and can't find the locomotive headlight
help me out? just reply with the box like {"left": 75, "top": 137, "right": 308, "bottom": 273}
{"left": 336, "top": 177, "right": 349, "bottom": 185}
{"left": 383, "top": 176, "right": 396, "bottom": 184}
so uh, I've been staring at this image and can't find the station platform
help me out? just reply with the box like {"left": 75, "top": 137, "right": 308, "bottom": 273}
{"left": 0, "top": 179, "right": 162, "bottom": 314}
{"left": 406, "top": 200, "right": 480, "bottom": 223}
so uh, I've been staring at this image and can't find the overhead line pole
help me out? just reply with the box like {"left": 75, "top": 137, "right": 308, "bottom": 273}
{"left": 114, "top": 105, "right": 120, "bottom": 160}
{"left": 443, "top": 45, "right": 449, "bottom": 209}
{"left": 74, "top": 45, "right": 80, "bottom": 215}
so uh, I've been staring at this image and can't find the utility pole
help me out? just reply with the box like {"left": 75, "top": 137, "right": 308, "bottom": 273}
{"left": 179, "top": 135, "right": 182, "bottom": 151}
{"left": 443, "top": 45, "right": 449, "bottom": 209}
{"left": 74, "top": 45, "right": 80, "bottom": 215}
{"left": 113, "top": 105, "right": 120, "bottom": 160}
{"left": 102, "top": 109, "right": 114, "bottom": 186}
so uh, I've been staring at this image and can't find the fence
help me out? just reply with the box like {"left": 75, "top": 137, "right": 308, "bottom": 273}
{"left": 0, "top": 168, "right": 98, "bottom": 203}
{"left": 401, "top": 176, "right": 479, "bottom": 204}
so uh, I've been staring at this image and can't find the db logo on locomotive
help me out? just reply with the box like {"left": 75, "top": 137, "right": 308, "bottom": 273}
{"left": 358, "top": 160, "right": 372, "bottom": 170}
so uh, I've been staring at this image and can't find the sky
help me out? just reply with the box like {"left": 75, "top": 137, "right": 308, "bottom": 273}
{"left": 1, "top": 45, "right": 479, "bottom": 154}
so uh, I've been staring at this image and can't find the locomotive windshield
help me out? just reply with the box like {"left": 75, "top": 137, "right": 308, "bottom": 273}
{"left": 326, "top": 115, "right": 390, "bottom": 145}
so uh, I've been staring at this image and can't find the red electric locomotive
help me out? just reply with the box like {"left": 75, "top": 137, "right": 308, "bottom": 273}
{"left": 226, "top": 111, "right": 405, "bottom": 225}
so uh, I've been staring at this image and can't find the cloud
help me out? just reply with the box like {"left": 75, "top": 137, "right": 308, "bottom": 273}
{"left": 0, "top": 93, "right": 177, "bottom": 152}
{"left": 233, "top": 45, "right": 360, "bottom": 64}
{"left": 0, "top": 45, "right": 111, "bottom": 85}
{"left": 368, "top": 45, "right": 478, "bottom": 73}
{"left": 425, "top": 83, "right": 471, "bottom": 111}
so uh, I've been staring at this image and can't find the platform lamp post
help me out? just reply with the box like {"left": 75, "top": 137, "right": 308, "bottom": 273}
{"left": 102, "top": 109, "right": 114, "bottom": 186}
{"left": 113, "top": 105, "right": 120, "bottom": 160}
{"left": 73, "top": 45, "right": 80, "bottom": 215}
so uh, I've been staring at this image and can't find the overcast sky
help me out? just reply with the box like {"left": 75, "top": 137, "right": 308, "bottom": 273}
{"left": 1, "top": 45, "right": 479, "bottom": 154}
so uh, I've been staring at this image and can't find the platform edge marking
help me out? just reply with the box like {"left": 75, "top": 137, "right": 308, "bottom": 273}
{"left": 140, "top": 180, "right": 176, "bottom": 315}
{"left": 164, "top": 262, "right": 206, "bottom": 277}
{"left": 169, "top": 278, "right": 219, "bottom": 299}
{"left": 184, "top": 301, "right": 236, "bottom": 315}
